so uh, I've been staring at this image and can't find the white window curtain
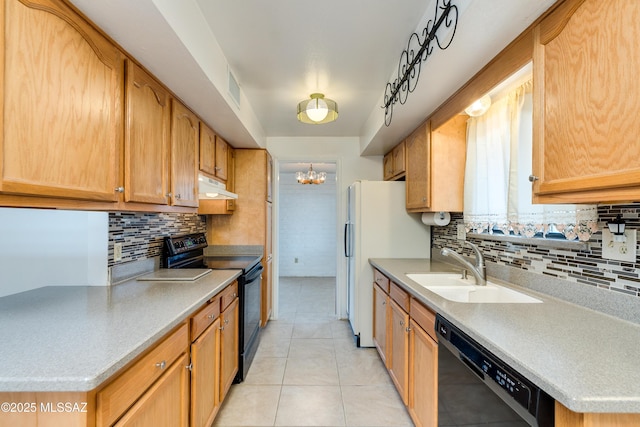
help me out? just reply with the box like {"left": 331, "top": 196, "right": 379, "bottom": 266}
{"left": 463, "top": 80, "right": 599, "bottom": 241}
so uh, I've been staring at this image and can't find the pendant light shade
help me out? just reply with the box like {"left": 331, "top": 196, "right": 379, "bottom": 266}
{"left": 297, "top": 93, "right": 338, "bottom": 124}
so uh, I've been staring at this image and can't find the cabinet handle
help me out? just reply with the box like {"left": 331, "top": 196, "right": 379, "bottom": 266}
{"left": 115, "top": 186, "right": 124, "bottom": 193}
{"left": 185, "top": 363, "right": 193, "bottom": 371}
{"left": 528, "top": 175, "right": 539, "bottom": 182}
{"left": 155, "top": 360, "right": 166, "bottom": 370}
{"left": 207, "top": 314, "right": 216, "bottom": 319}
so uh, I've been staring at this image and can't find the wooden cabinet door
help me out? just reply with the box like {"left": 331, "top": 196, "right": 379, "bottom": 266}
{"left": 392, "top": 142, "right": 406, "bottom": 177}
{"left": 170, "top": 100, "right": 199, "bottom": 207}
{"left": 190, "top": 319, "right": 221, "bottom": 427}
{"left": 114, "top": 353, "right": 190, "bottom": 427}
{"left": 1, "top": 0, "right": 123, "bottom": 202}
{"left": 408, "top": 319, "right": 438, "bottom": 427}
{"left": 383, "top": 152, "right": 394, "bottom": 180}
{"left": 405, "top": 122, "right": 431, "bottom": 211}
{"left": 214, "top": 136, "right": 229, "bottom": 181}
{"left": 389, "top": 299, "right": 409, "bottom": 405}
{"left": 219, "top": 297, "right": 239, "bottom": 402}
{"left": 532, "top": 0, "right": 640, "bottom": 203}
{"left": 124, "top": 61, "right": 170, "bottom": 205}
{"left": 373, "top": 283, "right": 389, "bottom": 366}
{"left": 199, "top": 122, "right": 217, "bottom": 178}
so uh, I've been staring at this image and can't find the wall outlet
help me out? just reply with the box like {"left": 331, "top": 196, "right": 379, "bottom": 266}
{"left": 602, "top": 229, "right": 636, "bottom": 262}
{"left": 294, "top": 257, "right": 298, "bottom": 264}
{"left": 114, "top": 242, "right": 123, "bottom": 262}
{"left": 456, "top": 223, "right": 466, "bottom": 240}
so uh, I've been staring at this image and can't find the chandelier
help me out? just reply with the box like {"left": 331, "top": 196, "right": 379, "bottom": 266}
{"left": 297, "top": 93, "right": 338, "bottom": 124}
{"left": 296, "top": 164, "right": 326, "bottom": 185}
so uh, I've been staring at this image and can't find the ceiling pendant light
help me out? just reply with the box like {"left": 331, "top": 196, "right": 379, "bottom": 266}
{"left": 296, "top": 164, "right": 326, "bottom": 184}
{"left": 297, "top": 93, "right": 338, "bottom": 124}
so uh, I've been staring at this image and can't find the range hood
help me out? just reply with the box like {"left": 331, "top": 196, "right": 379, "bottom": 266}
{"left": 198, "top": 174, "right": 238, "bottom": 200}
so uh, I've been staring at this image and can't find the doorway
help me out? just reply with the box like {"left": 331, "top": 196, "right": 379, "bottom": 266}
{"left": 274, "top": 161, "right": 338, "bottom": 320}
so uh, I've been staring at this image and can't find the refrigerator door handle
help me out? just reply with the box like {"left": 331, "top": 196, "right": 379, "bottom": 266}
{"left": 344, "top": 223, "right": 350, "bottom": 257}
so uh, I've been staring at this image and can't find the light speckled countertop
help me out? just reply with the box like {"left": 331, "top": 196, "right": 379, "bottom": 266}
{"left": 370, "top": 258, "right": 640, "bottom": 414}
{"left": 0, "top": 269, "right": 240, "bottom": 392}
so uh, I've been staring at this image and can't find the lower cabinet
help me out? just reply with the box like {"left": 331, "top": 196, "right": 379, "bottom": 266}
{"left": 220, "top": 296, "right": 239, "bottom": 402}
{"left": 372, "top": 269, "right": 438, "bottom": 427}
{"left": 389, "top": 297, "right": 410, "bottom": 405}
{"left": 95, "top": 281, "right": 239, "bottom": 427}
{"left": 373, "top": 282, "right": 389, "bottom": 366}
{"left": 113, "top": 352, "right": 190, "bottom": 427}
{"left": 408, "top": 298, "right": 438, "bottom": 427}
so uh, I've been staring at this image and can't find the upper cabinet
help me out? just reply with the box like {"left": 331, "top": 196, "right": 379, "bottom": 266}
{"left": 532, "top": 0, "right": 640, "bottom": 204}
{"left": 170, "top": 100, "right": 199, "bottom": 208}
{"left": 199, "top": 123, "right": 229, "bottom": 183}
{"left": 405, "top": 116, "right": 466, "bottom": 212}
{"left": 124, "top": 60, "right": 170, "bottom": 205}
{"left": 383, "top": 141, "right": 406, "bottom": 181}
{"left": 0, "top": 0, "right": 123, "bottom": 202}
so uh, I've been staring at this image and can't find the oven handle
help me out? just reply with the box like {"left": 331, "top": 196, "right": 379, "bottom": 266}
{"left": 243, "top": 264, "right": 264, "bottom": 284}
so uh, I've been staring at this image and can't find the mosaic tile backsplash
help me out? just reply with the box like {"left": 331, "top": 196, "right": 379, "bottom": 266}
{"left": 432, "top": 204, "right": 640, "bottom": 299}
{"left": 108, "top": 212, "right": 206, "bottom": 266}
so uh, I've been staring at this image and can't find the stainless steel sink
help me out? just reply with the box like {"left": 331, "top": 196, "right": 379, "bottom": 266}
{"left": 405, "top": 273, "right": 542, "bottom": 304}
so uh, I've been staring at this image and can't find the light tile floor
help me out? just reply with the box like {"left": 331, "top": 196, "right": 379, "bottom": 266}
{"left": 213, "top": 276, "right": 414, "bottom": 427}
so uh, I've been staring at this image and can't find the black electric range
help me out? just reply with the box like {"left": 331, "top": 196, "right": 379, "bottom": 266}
{"left": 163, "top": 233, "right": 263, "bottom": 383}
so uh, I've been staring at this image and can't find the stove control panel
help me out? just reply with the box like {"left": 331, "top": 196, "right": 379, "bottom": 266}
{"left": 165, "top": 233, "right": 208, "bottom": 256}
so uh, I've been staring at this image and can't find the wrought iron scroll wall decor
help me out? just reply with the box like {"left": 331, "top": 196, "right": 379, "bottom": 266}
{"left": 383, "top": 0, "right": 458, "bottom": 126}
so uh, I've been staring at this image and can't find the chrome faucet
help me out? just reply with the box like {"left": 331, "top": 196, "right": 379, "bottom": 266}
{"left": 440, "top": 241, "right": 487, "bottom": 286}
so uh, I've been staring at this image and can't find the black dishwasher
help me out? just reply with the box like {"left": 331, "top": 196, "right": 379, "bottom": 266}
{"left": 436, "top": 314, "right": 554, "bottom": 427}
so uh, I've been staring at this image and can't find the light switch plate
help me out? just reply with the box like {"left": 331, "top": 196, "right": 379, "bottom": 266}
{"left": 602, "top": 229, "right": 637, "bottom": 262}
{"left": 456, "top": 223, "right": 466, "bottom": 240}
{"left": 114, "top": 242, "right": 123, "bottom": 262}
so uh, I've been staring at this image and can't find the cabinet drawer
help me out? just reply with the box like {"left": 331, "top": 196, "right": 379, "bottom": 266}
{"left": 221, "top": 281, "right": 238, "bottom": 311}
{"left": 373, "top": 269, "right": 390, "bottom": 293}
{"left": 191, "top": 297, "right": 221, "bottom": 341}
{"left": 97, "top": 322, "right": 189, "bottom": 427}
{"left": 390, "top": 281, "right": 409, "bottom": 312}
{"left": 410, "top": 297, "right": 437, "bottom": 342}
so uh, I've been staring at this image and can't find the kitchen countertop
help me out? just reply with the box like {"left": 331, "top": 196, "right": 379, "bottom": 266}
{"left": 370, "top": 258, "right": 640, "bottom": 414}
{"left": 0, "top": 269, "right": 241, "bottom": 392}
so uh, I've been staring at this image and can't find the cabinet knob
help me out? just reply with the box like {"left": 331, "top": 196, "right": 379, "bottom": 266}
{"left": 166, "top": 192, "right": 172, "bottom": 198}
{"left": 224, "top": 319, "right": 229, "bottom": 325}
{"left": 405, "top": 326, "right": 411, "bottom": 333}
{"left": 232, "top": 293, "right": 237, "bottom": 298}
{"left": 422, "top": 197, "right": 427, "bottom": 202}
{"left": 115, "top": 186, "right": 124, "bottom": 193}
{"left": 528, "top": 175, "right": 539, "bottom": 182}
{"left": 176, "top": 194, "right": 181, "bottom": 200}
{"left": 220, "top": 325, "right": 225, "bottom": 331}
{"left": 155, "top": 360, "right": 166, "bottom": 370}
{"left": 185, "top": 363, "right": 193, "bottom": 371}
{"left": 207, "top": 314, "right": 216, "bottom": 319}
{"left": 400, "top": 320, "right": 405, "bottom": 326}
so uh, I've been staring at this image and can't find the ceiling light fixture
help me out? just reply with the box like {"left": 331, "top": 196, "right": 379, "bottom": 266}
{"left": 297, "top": 93, "right": 338, "bottom": 124}
{"left": 296, "top": 164, "right": 326, "bottom": 185}
{"left": 464, "top": 94, "right": 492, "bottom": 117}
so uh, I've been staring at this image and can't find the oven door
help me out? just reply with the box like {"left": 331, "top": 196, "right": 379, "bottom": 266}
{"left": 236, "top": 262, "right": 263, "bottom": 382}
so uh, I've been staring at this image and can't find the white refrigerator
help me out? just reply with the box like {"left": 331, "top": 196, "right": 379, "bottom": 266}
{"left": 345, "top": 181, "right": 431, "bottom": 347}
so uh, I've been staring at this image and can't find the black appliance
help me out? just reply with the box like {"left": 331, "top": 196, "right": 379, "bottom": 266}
{"left": 436, "top": 314, "right": 554, "bottom": 427}
{"left": 164, "top": 232, "right": 263, "bottom": 383}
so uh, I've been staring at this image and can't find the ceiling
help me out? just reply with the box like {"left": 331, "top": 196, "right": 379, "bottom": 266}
{"left": 68, "top": 0, "right": 557, "bottom": 155}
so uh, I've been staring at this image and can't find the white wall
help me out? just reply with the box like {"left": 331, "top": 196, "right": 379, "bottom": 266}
{"left": 279, "top": 172, "right": 337, "bottom": 276}
{"left": 0, "top": 208, "right": 109, "bottom": 297}
{"left": 266, "top": 136, "right": 383, "bottom": 318}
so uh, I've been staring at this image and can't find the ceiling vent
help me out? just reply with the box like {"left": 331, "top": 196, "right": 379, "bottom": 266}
{"left": 228, "top": 66, "right": 241, "bottom": 108}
